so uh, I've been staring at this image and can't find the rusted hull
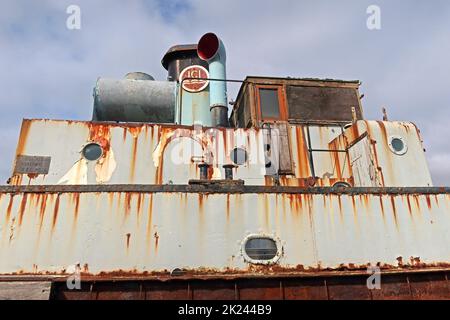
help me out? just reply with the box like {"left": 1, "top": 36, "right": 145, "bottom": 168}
{"left": 1, "top": 185, "right": 449, "bottom": 299}
{"left": 1, "top": 268, "right": 449, "bottom": 300}
{"left": 1, "top": 186, "right": 449, "bottom": 274}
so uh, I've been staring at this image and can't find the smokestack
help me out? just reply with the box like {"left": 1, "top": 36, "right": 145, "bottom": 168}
{"left": 197, "top": 33, "right": 228, "bottom": 127}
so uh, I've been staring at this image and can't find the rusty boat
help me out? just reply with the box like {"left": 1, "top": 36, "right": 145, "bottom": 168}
{"left": 0, "top": 33, "right": 449, "bottom": 300}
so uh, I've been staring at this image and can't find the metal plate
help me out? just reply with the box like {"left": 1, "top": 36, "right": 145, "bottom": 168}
{"left": 14, "top": 155, "right": 51, "bottom": 175}
{"left": 0, "top": 281, "right": 51, "bottom": 300}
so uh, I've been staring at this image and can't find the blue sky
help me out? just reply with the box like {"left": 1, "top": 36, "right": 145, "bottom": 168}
{"left": 0, "top": 0, "right": 449, "bottom": 185}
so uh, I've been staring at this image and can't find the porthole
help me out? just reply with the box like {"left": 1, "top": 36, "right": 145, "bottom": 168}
{"left": 242, "top": 234, "right": 282, "bottom": 264}
{"left": 388, "top": 135, "right": 407, "bottom": 155}
{"left": 332, "top": 181, "right": 351, "bottom": 188}
{"left": 82, "top": 143, "right": 103, "bottom": 161}
{"left": 230, "top": 147, "right": 248, "bottom": 165}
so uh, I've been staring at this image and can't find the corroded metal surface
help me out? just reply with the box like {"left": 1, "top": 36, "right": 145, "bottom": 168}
{"left": 8, "top": 119, "right": 433, "bottom": 188}
{"left": 0, "top": 185, "right": 448, "bottom": 194}
{"left": 46, "top": 270, "right": 449, "bottom": 300}
{"left": 0, "top": 189, "right": 449, "bottom": 276}
{"left": 1, "top": 270, "right": 447, "bottom": 300}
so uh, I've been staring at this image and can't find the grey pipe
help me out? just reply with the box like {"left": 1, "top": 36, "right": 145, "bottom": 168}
{"left": 93, "top": 78, "right": 176, "bottom": 123}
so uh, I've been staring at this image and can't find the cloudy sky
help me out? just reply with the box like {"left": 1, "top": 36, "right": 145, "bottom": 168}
{"left": 0, "top": 0, "right": 449, "bottom": 185}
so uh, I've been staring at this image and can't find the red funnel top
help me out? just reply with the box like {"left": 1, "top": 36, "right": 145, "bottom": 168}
{"left": 197, "top": 33, "right": 220, "bottom": 61}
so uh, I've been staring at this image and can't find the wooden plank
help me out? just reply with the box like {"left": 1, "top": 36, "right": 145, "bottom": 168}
{"left": 0, "top": 281, "right": 51, "bottom": 300}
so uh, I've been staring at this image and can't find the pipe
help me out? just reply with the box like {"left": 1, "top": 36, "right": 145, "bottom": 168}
{"left": 93, "top": 77, "right": 176, "bottom": 123}
{"left": 197, "top": 33, "right": 228, "bottom": 127}
{"left": 124, "top": 72, "right": 155, "bottom": 81}
{"left": 198, "top": 163, "right": 210, "bottom": 180}
{"left": 223, "top": 164, "right": 236, "bottom": 180}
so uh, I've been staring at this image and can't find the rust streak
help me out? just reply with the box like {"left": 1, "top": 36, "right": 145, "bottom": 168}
{"left": 434, "top": 194, "right": 439, "bottom": 207}
{"left": 18, "top": 194, "right": 28, "bottom": 226}
{"left": 413, "top": 195, "right": 421, "bottom": 210}
{"left": 425, "top": 195, "right": 432, "bottom": 210}
{"left": 38, "top": 194, "right": 48, "bottom": 232}
{"left": 295, "top": 126, "right": 311, "bottom": 178}
{"left": 5, "top": 195, "right": 14, "bottom": 223}
{"left": 154, "top": 231, "right": 159, "bottom": 252}
{"left": 27, "top": 173, "right": 38, "bottom": 186}
{"left": 126, "top": 233, "right": 131, "bottom": 250}
{"left": 51, "top": 195, "right": 61, "bottom": 232}
{"left": 337, "top": 195, "right": 343, "bottom": 221}
{"left": 390, "top": 196, "right": 398, "bottom": 228}
{"left": 199, "top": 194, "right": 204, "bottom": 213}
{"left": 72, "top": 193, "right": 80, "bottom": 220}
{"left": 136, "top": 193, "right": 143, "bottom": 219}
{"left": 88, "top": 123, "right": 111, "bottom": 154}
{"left": 108, "top": 192, "right": 114, "bottom": 209}
{"left": 124, "top": 193, "right": 132, "bottom": 216}
{"left": 379, "top": 196, "right": 385, "bottom": 220}
{"left": 296, "top": 194, "right": 303, "bottom": 212}
{"left": 130, "top": 137, "right": 139, "bottom": 182}
{"left": 15, "top": 120, "right": 32, "bottom": 156}
{"left": 146, "top": 194, "right": 154, "bottom": 243}
{"left": 406, "top": 195, "right": 413, "bottom": 217}
{"left": 351, "top": 195, "right": 357, "bottom": 221}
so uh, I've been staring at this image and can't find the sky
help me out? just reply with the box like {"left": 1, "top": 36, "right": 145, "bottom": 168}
{"left": 0, "top": 0, "right": 449, "bottom": 185}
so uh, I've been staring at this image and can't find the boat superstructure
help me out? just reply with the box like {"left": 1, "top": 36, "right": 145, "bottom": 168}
{"left": 0, "top": 33, "right": 449, "bottom": 300}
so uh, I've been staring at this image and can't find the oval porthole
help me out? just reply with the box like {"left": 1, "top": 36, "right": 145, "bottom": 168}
{"left": 82, "top": 143, "right": 103, "bottom": 161}
{"left": 230, "top": 147, "right": 248, "bottom": 165}
{"left": 243, "top": 235, "right": 281, "bottom": 264}
{"left": 332, "top": 181, "right": 351, "bottom": 188}
{"left": 388, "top": 136, "right": 407, "bottom": 155}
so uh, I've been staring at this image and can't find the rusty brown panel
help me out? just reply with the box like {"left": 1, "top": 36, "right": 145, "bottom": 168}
{"left": 326, "top": 277, "right": 372, "bottom": 300}
{"left": 237, "top": 279, "right": 283, "bottom": 300}
{"left": 191, "top": 280, "right": 237, "bottom": 300}
{"left": 52, "top": 282, "right": 95, "bottom": 300}
{"left": 286, "top": 86, "right": 362, "bottom": 122}
{"left": 144, "top": 282, "right": 190, "bottom": 300}
{"left": 283, "top": 278, "right": 328, "bottom": 300}
{"left": 408, "top": 273, "right": 449, "bottom": 300}
{"left": 370, "top": 275, "right": 412, "bottom": 300}
{"left": 94, "top": 282, "right": 143, "bottom": 300}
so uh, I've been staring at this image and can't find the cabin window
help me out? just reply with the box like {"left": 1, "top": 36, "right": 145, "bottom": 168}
{"left": 256, "top": 86, "right": 286, "bottom": 122}
{"left": 260, "top": 89, "right": 280, "bottom": 118}
{"left": 244, "top": 236, "right": 279, "bottom": 262}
